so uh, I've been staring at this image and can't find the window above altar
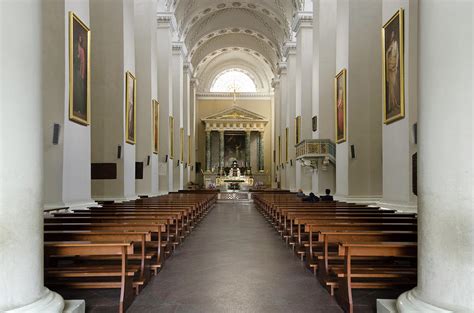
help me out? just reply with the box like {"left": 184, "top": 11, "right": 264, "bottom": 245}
{"left": 210, "top": 69, "right": 257, "bottom": 93}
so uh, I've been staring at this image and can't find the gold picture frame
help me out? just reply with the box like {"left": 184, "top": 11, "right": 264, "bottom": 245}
{"left": 285, "top": 127, "right": 289, "bottom": 162}
{"left": 295, "top": 116, "right": 301, "bottom": 144}
{"left": 382, "top": 8, "right": 405, "bottom": 124}
{"left": 125, "top": 71, "right": 136, "bottom": 144}
{"left": 152, "top": 100, "right": 159, "bottom": 154}
{"left": 334, "top": 69, "right": 347, "bottom": 143}
{"left": 68, "top": 12, "right": 91, "bottom": 125}
{"left": 188, "top": 135, "right": 192, "bottom": 164}
{"left": 169, "top": 116, "right": 174, "bottom": 159}
{"left": 278, "top": 135, "right": 281, "bottom": 164}
{"left": 180, "top": 128, "right": 184, "bottom": 161}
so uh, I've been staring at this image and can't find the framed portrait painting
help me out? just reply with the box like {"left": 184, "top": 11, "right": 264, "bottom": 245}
{"left": 125, "top": 71, "right": 136, "bottom": 144}
{"left": 68, "top": 12, "right": 90, "bottom": 125}
{"left": 295, "top": 116, "right": 301, "bottom": 144}
{"left": 152, "top": 100, "right": 159, "bottom": 154}
{"left": 382, "top": 9, "right": 405, "bottom": 124}
{"left": 180, "top": 128, "right": 184, "bottom": 161}
{"left": 334, "top": 69, "right": 347, "bottom": 143}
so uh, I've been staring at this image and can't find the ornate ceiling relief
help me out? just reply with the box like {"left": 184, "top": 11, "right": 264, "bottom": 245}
{"left": 169, "top": 0, "right": 298, "bottom": 93}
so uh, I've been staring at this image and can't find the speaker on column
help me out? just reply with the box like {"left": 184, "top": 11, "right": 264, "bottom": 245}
{"left": 350, "top": 145, "right": 356, "bottom": 159}
{"left": 117, "top": 145, "right": 122, "bottom": 159}
{"left": 165, "top": 155, "right": 168, "bottom": 162}
{"left": 146, "top": 155, "right": 150, "bottom": 166}
{"left": 52, "top": 123, "right": 61, "bottom": 145}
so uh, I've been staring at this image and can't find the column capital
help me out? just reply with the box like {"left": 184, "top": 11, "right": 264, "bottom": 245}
{"left": 183, "top": 62, "right": 194, "bottom": 76}
{"left": 292, "top": 12, "right": 313, "bottom": 34}
{"left": 190, "top": 78, "right": 200, "bottom": 88}
{"left": 172, "top": 41, "right": 188, "bottom": 59}
{"left": 283, "top": 41, "right": 297, "bottom": 58}
{"left": 272, "top": 77, "right": 281, "bottom": 89}
{"left": 277, "top": 61, "right": 288, "bottom": 75}
{"left": 157, "top": 12, "right": 177, "bottom": 32}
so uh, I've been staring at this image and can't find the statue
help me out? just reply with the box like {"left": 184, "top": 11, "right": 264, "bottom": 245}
{"left": 230, "top": 160, "right": 241, "bottom": 177}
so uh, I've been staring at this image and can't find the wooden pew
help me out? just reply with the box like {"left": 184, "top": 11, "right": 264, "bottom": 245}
{"left": 45, "top": 231, "right": 151, "bottom": 294}
{"left": 44, "top": 242, "right": 135, "bottom": 313}
{"left": 335, "top": 242, "right": 417, "bottom": 313}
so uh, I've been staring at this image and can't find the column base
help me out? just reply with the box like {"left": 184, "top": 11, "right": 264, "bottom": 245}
{"left": 377, "top": 200, "right": 417, "bottom": 213}
{"left": 397, "top": 289, "right": 458, "bottom": 313}
{"left": 5, "top": 288, "right": 64, "bottom": 313}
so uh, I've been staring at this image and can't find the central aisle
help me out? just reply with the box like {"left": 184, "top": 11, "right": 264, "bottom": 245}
{"left": 128, "top": 202, "right": 343, "bottom": 313}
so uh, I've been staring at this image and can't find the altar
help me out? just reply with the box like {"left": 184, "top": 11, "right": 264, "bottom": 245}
{"left": 200, "top": 106, "right": 271, "bottom": 189}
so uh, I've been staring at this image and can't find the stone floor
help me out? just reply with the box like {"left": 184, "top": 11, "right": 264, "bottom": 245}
{"left": 59, "top": 201, "right": 404, "bottom": 312}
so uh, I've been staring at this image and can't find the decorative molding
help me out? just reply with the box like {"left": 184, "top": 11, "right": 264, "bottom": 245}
{"left": 292, "top": 12, "right": 313, "bottom": 34}
{"left": 190, "top": 78, "right": 200, "bottom": 87}
{"left": 283, "top": 41, "right": 297, "bottom": 58}
{"left": 271, "top": 77, "right": 280, "bottom": 89}
{"left": 172, "top": 41, "right": 188, "bottom": 58}
{"left": 156, "top": 12, "right": 177, "bottom": 32}
{"left": 183, "top": 62, "right": 194, "bottom": 75}
{"left": 201, "top": 106, "right": 269, "bottom": 132}
{"left": 197, "top": 92, "right": 273, "bottom": 100}
{"left": 277, "top": 61, "right": 288, "bottom": 74}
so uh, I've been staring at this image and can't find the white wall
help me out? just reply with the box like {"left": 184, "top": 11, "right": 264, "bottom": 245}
{"left": 336, "top": 0, "right": 383, "bottom": 202}
{"left": 312, "top": 0, "right": 337, "bottom": 195}
{"left": 172, "top": 44, "right": 184, "bottom": 191}
{"left": 134, "top": 0, "right": 159, "bottom": 196}
{"left": 90, "top": 0, "right": 136, "bottom": 201}
{"left": 379, "top": 0, "right": 418, "bottom": 212}
{"left": 43, "top": 0, "right": 95, "bottom": 210}
{"left": 156, "top": 16, "right": 174, "bottom": 193}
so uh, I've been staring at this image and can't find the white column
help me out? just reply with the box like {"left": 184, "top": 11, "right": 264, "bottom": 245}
{"left": 396, "top": 1, "right": 473, "bottom": 312}
{"left": 0, "top": 1, "right": 64, "bottom": 311}
{"left": 335, "top": 0, "right": 382, "bottom": 203}
{"left": 42, "top": 0, "right": 96, "bottom": 210}
{"left": 284, "top": 42, "right": 297, "bottom": 191}
{"left": 272, "top": 78, "right": 281, "bottom": 188}
{"left": 311, "top": 0, "right": 337, "bottom": 195}
{"left": 156, "top": 13, "right": 175, "bottom": 194}
{"left": 135, "top": 0, "right": 159, "bottom": 197}
{"left": 189, "top": 78, "right": 198, "bottom": 183}
{"left": 90, "top": 0, "right": 137, "bottom": 202}
{"left": 183, "top": 62, "right": 193, "bottom": 186}
{"left": 293, "top": 11, "right": 313, "bottom": 193}
{"left": 378, "top": 0, "right": 418, "bottom": 212}
{"left": 278, "top": 62, "right": 288, "bottom": 189}
{"left": 172, "top": 42, "right": 185, "bottom": 191}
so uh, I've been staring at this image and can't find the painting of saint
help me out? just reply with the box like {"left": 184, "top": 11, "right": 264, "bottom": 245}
{"left": 125, "top": 72, "right": 136, "bottom": 144}
{"left": 69, "top": 12, "right": 90, "bottom": 125}
{"left": 383, "top": 9, "right": 405, "bottom": 124}
{"left": 224, "top": 134, "right": 245, "bottom": 167}
{"left": 335, "top": 69, "right": 346, "bottom": 143}
{"left": 153, "top": 100, "right": 159, "bottom": 154}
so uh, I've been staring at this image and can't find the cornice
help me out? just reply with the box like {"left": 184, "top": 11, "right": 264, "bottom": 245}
{"left": 156, "top": 12, "right": 177, "bottom": 32}
{"left": 292, "top": 12, "right": 313, "bottom": 34}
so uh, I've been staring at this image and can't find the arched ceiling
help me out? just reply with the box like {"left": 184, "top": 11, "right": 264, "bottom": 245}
{"left": 159, "top": 0, "right": 311, "bottom": 92}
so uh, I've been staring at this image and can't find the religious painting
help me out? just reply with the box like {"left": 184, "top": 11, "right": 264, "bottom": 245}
{"left": 188, "top": 135, "right": 192, "bottom": 164}
{"left": 224, "top": 133, "right": 245, "bottom": 167}
{"left": 152, "top": 100, "right": 159, "bottom": 154}
{"left": 68, "top": 12, "right": 90, "bottom": 125}
{"left": 125, "top": 71, "right": 136, "bottom": 144}
{"left": 334, "top": 69, "right": 347, "bottom": 143}
{"left": 382, "top": 9, "right": 405, "bottom": 124}
{"left": 295, "top": 116, "right": 301, "bottom": 144}
{"left": 180, "top": 128, "right": 184, "bottom": 161}
{"left": 169, "top": 116, "right": 174, "bottom": 159}
{"left": 278, "top": 135, "right": 281, "bottom": 164}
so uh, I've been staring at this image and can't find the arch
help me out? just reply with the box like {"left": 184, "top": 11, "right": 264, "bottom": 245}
{"left": 210, "top": 69, "right": 257, "bottom": 93}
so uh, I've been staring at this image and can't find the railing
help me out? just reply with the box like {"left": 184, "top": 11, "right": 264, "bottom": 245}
{"left": 295, "top": 139, "right": 336, "bottom": 170}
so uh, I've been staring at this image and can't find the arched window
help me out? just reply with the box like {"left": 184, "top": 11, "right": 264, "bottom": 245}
{"left": 210, "top": 69, "right": 257, "bottom": 92}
